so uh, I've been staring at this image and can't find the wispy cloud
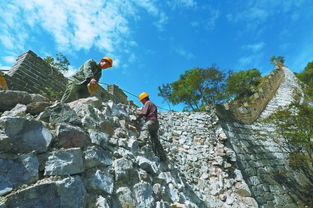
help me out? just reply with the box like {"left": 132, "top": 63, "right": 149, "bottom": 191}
{"left": 206, "top": 8, "right": 220, "bottom": 30}
{"left": 242, "top": 42, "right": 265, "bottom": 52}
{"left": 166, "top": 0, "right": 197, "bottom": 9}
{"left": 0, "top": 0, "right": 168, "bottom": 58}
{"left": 3, "top": 56, "right": 16, "bottom": 64}
{"left": 174, "top": 47, "right": 195, "bottom": 60}
{"left": 226, "top": 0, "right": 308, "bottom": 33}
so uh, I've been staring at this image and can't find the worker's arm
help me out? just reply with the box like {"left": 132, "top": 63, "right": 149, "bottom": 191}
{"left": 136, "top": 102, "right": 150, "bottom": 120}
{"left": 82, "top": 60, "right": 98, "bottom": 83}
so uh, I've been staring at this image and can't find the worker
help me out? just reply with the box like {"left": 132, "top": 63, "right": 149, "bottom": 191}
{"left": 136, "top": 92, "right": 167, "bottom": 162}
{"left": 61, "top": 57, "right": 112, "bottom": 103}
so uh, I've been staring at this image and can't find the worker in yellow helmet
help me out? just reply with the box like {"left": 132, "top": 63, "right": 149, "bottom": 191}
{"left": 61, "top": 57, "right": 112, "bottom": 102}
{"left": 136, "top": 92, "right": 167, "bottom": 162}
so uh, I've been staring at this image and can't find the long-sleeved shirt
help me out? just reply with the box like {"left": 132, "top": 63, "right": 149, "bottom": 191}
{"left": 139, "top": 101, "right": 158, "bottom": 121}
{"left": 69, "top": 59, "right": 102, "bottom": 85}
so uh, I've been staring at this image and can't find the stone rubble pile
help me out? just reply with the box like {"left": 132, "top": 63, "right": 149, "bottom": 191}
{"left": 0, "top": 93, "right": 256, "bottom": 208}
{"left": 159, "top": 108, "right": 257, "bottom": 208}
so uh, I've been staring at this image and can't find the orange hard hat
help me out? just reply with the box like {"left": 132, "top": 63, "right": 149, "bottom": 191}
{"left": 101, "top": 57, "right": 113, "bottom": 67}
{"left": 138, "top": 92, "right": 149, "bottom": 101}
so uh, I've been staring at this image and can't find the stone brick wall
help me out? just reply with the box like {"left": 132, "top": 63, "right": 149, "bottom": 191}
{"left": 5, "top": 50, "right": 68, "bottom": 96}
{"left": 107, "top": 84, "right": 128, "bottom": 104}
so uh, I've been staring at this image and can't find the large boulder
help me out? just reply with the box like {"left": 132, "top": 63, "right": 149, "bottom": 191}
{"left": 0, "top": 90, "right": 47, "bottom": 112}
{"left": 0, "top": 116, "right": 53, "bottom": 153}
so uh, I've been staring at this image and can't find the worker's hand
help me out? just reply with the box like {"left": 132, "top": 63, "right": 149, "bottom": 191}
{"left": 89, "top": 78, "right": 97, "bottom": 85}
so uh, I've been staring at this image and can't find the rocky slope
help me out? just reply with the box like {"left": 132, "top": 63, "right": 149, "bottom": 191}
{"left": 0, "top": 92, "right": 256, "bottom": 208}
{"left": 0, "top": 67, "right": 312, "bottom": 208}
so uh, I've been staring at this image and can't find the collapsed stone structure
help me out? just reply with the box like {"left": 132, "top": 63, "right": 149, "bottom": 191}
{"left": 0, "top": 52, "right": 312, "bottom": 207}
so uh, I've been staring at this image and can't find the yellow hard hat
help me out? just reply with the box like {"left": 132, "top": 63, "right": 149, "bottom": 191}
{"left": 101, "top": 57, "right": 113, "bottom": 67}
{"left": 138, "top": 92, "right": 149, "bottom": 101}
{"left": 87, "top": 83, "right": 100, "bottom": 94}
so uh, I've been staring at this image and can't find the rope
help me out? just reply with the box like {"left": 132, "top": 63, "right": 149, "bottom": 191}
{"left": 99, "top": 82, "right": 172, "bottom": 112}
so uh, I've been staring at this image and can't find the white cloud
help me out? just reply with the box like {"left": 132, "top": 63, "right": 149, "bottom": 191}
{"left": 206, "top": 8, "right": 220, "bottom": 30}
{"left": 3, "top": 56, "right": 16, "bottom": 64}
{"left": 166, "top": 0, "right": 197, "bottom": 9}
{"left": 0, "top": 66, "right": 11, "bottom": 71}
{"left": 226, "top": 1, "right": 308, "bottom": 33}
{"left": 0, "top": 0, "right": 167, "bottom": 57}
{"left": 242, "top": 42, "right": 265, "bottom": 52}
{"left": 175, "top": 47, "right": 195, "bottom": 60}
{"left": 238, "top": 52, "right": 264, "bottom": 70}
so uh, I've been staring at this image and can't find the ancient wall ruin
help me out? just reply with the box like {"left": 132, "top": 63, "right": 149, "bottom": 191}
{"left": 5, "top": 50, "right": 68, "bottom": 95}
{"left": 216, "top": 67, "right": 285, "bottom": 124}
{"left": 219, "top": 67, "right": 313, "bottom": 207}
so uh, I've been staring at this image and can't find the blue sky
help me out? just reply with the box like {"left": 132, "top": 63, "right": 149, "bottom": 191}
{"left": 1, "top": 0, "right": 313, "bottom": 111}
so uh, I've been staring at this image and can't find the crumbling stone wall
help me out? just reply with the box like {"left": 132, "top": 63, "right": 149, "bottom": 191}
{"left": 217, "top": 67, "right": 285, "bottom": 124}
{"left": 107, "top": 84, "right": 129, "bottom": 104}
{"left": 5, "top": 50, "right": 68, "bottom": 95}
{"left": 5, "top": 50, "right": 129, "bottom": 104}
{"left": 219, "top": 67, "right": 313, "bottom": 207}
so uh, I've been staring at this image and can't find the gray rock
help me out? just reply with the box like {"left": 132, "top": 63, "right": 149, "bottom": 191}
{"left": 107, "top": 100, "right": 129, "bottom": 119}
{"left": 0, "top": 116, "right": 53, "bottom": 153}
{"left": 26, "top": 101, "right": 51, "bottom": 115}
{"left": 96, "top": 195, "right": 111, "bottom": 208}
{"left": 113, "top": 158, "right": 137, "bottom": 183}
{"left": 84, "top": 146, "right": 112, "bottom": 169}
{"left": 0, "top": 132, "right": 11, "bottom": 152}
{"left": 85, "top": 169, "right": 114, "bottom": 195}
{"left": 37, "top": 102, "right": 81, "bottom": 125}
{"left": 133, "top": 182, "right": 155, "bottom": 208}
{"left": 0, "top": 176, "right": 13, "bottom": 196}
{"left": 4, "top": 181, "right": 61, "bottom": 208}
{"left": 56, "top": 123, "right": 90, "bottom": 148}
{"left": 56, "top": 176, "right": 87, "bottom": 208}
{"left": 4, "top": 176, "right": 86, "bottom": 208}
{"left": 0, "top": 154, "right": 39, "bottom": 188}
{"left": 44, "top": 148, "right": 84, "bottom": 176}
{"left": 2, "top": 104, "right": 27, "bottom": 117}
{"left": 0, "top": 90, "right": 32, "bottom": 111}
{"left": 88, "top": 129, "right": 110, "bottom": 147}
{"left": 136, "top": 156, "right": 159, "bottom": 176}
{"left": 115, "top": 187, "right": 136, "bottom": 208}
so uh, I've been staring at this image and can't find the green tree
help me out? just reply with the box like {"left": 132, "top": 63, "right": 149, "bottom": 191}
{"left": 226, "top": 68, "right": 261, "bottom": 99}
{"left": 43, "top": 53, "right": 70, "bottom": 71}
{"left": 158, "top": 66, "right": 228, "bottom": 111}
{"left": 297, "top": 61, "right": 313, "bottom": 99}
{"left": 265, "top": 102, "right": 313, "bottom": 170}
{"left": 157, "top": 83, "right": 172, "bottom": 110}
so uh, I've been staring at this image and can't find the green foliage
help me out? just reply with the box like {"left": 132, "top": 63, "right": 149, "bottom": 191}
{"left": 43, "top": 53, "right": 70, "bottom": 71}
{"left": 226, "top": 68, "right": 261, "bottom": 99}
{"left": 158, "top": 65, "right": 228, "bottom": 111}
{"left": 265, "top": 102, "right": 313, "bottom": 170}
{"left": 157, "top": 83, "right": 172, "bottom": 110}
{"left": 297, "top": 61, "right": 313, "bottom": 99}
{"left": 270, "top": 56, "right": 285, "bottom": 67}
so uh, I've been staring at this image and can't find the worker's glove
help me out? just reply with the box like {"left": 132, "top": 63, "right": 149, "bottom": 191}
{"left": 87, "top": 82, "right": 100, "bottom": 94}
